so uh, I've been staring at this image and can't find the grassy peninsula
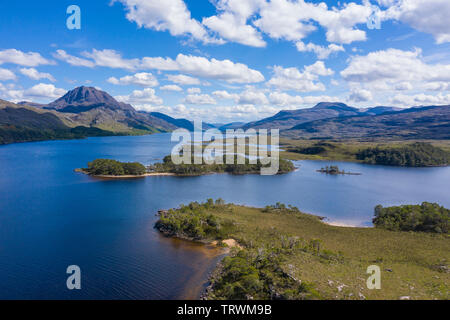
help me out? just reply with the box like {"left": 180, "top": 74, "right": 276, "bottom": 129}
{"left": 281, "top": 140, "right": 450, "bottom": 167}
{"left": 155, "top": 200, "right": 449, "bottom": 300}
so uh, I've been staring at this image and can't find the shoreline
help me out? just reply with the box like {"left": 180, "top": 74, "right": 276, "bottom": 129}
{"left": 74, "top": 168, "right": 176, "bottom": 178}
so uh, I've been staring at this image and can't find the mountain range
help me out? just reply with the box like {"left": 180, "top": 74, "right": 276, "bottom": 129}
{"left": 1, "top": 86, "right": 449, "bottom": 144}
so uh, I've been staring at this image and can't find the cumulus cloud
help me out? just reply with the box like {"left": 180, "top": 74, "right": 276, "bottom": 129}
{"left": 237, "top": 88, "right": 269, "bottom": 105}
{"left": 115, "top": 88, "right": 163, "bottom": 105}
{"left": 173, "top": 54, "right": 264, "bottom": 83}
{"left": 187, "top": 87, "right": 201, "bottom": 94}
{"left": 212, "top": 90, "right": 239, "bottom": 100}
{"left": 269, "top": 91, "right": 342, "bottom": 107}
{"left": 202, "top": 0, "right": 266, "bottom": 47}
{"left": 55, "top": 50, "right": 264, "bottom": 84}
{"left": 19, "top": 68, "right": 55, "bottom": 82}
{"left": 53, "top": 50, "right": 95, "bottom": 68}
{"left": 384, "top": 0, "right": 450, "bottom": 44}
{"left": 160, "top": 84, "right": 183, "bottom": 92}
{"left": 349, "top": 89, "right": 373, "bottom": 102}
{"left": 0, "top": 49, "right": 54, "bottom": 67}
{"left": 25, "top": 83, "right": 66, "bottom": 99}
{"left": 167, "top": 74, "right": 201, "bottom": 85}
{"left": 391, "top": 93, "right": 450, "bottom": 106}
{"left": 296, "top": 41, "right": 344, "bottom": 59}
{"left": 2, "top": 83, "right": 67, "bottom": 102}
{"left": 115, "top": 0, "right": 220, "bottom": 44}
{"left": 82, "top": 49, "right": 140, "bottom": 70}
{"left": 183, "top": 93, "right": 217, "bottom": 105}
{"left": 112, "top": 0, "right": 450, "bottom": 49}
{"left": 267, "top": 61, "right": 333, "bottom": 92}
{"left": 341, "top": 48, "right": 450, "bottom": 91}
{"left": 207, "top": 0, "right": 372, "bottom": 46}
{"left": 107, "top": 72, "right": 159, "bottom": 87}
{"left": 0, "top": 68, "right": 16, "bottom": 81}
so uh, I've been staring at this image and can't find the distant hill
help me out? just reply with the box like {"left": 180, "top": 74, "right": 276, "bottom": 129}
{"left": 146, "top": 112, "right": 194, "bottom": 131}
{"left": 146, "top": 112, "right": 217, "bottom": 131}
{"left": 285, "top": 105, "right": 450, "bottom": 140}
{"left": 363, "top": 106, "right": 403, "bottom": 115}
{"left": 0, "top": 86, "right": 190, "bottom": 144}
{"left": 218, "top": 122, "right": 246, "bottom": 131}
{"left": 0, "top": 99, "right": 115, "bottom": 144}
{"left": 46, "top": 86, "right": 134, "bottom": 113}
{"left": 242, "top": 102, "right": 363, "bottom": 130}
{"left": 17, "top": 101, "right": 46, "bottom": 109}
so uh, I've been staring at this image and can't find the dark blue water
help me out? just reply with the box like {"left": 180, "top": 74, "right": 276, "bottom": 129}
{"left": 1, "top": 134, "right": 449, "bottom": 299}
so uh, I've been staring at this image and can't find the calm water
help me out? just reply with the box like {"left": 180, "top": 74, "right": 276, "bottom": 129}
{"left": 0, "top": 134, "right": 449, "bottom": 299}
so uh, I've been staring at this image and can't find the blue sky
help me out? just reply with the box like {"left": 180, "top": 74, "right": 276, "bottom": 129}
{"left": 0, "top": 0, "right": 449, "bottom": 122}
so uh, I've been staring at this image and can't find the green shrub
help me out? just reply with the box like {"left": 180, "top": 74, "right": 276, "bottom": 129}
{"left": 356, "top": 143, "right": 449, "bottom": 167}
{"left": 373, "top": 202, "right": 449, "bottom": 233}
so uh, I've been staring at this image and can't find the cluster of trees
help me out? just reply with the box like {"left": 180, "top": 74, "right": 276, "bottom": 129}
{"left": 317, "top": 165, "right": 343, "bottom": 174}
{"left": 373, "top": 202, "right": 449, "bottom": 233}
{"left": 262, "top": 202, "right": 300, "bottom": 214}
{"left": 356, "top": 143, "right": 449, "bottom": 167}
{"left": 86, "top": 159, "right": 146, "bottom": 176}
{"left": 155, "top": 199, "right": 234, "bottom": 240}
{"left": 150, "top": 155, "right": 295, "bottom": 175}
{"left": 288, "top": 142, "right": 337, "bottom": 155}
{"left": 208, "top": 245, "right": 320, "bottom": 300}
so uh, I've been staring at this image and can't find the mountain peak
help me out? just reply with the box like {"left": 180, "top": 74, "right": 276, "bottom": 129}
{"left": 46, "top": 86, "right": 133, "bottom": 113}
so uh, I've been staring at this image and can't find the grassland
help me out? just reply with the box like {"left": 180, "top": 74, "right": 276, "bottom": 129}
{"left": 157, "top": 201, "right": 449, "bottom": 300}
{"left": 280, "top": 138, "right": 450, "bottom": 163}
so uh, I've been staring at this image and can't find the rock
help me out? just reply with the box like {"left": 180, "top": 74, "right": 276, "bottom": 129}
{"left": 399, "top": 296, "right": 411, "bottom": 300}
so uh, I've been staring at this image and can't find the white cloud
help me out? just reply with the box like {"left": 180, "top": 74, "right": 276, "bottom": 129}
{"left": 116, "top": 0, "right": 220, "bottom": 44}
{"left": 183, "top": 93, "right": 217, "bottom": 105}
{"left": 25, "top": 83, "right": 66, "bottom": 99}
{"left": 212, "top": 90, "right": 239, "bottom": 100}
{"left": 349, "top": 89, "right": 373, "bottom": 102}
{"left": 19, "top": 68, "right": 55, "bottom": 82}
{"left": 160, "top": 84, "right": 183, "bottom": 92}
{"left": 140, "top": 56, "right": 178, "bottom": 70}
{"left": 167, "top": 74, "right": 201, "bottom": 85}
{"left": 391, "top": 93, "right": 450, "bottom": 106}
{"left": 295, "top": 41, "right": 344, "bottom": 59}
{"left": 341, "top": 48, "right": 450, "bottom": 91}
{"left": 424, "top": 82, "right": 450, "bottom": 91}
{"left": 173, "top": 54, "right": 264, "bottom": 83}
{"left": 115, "top": 88, "right": 163, "bottom": 105}
{"left": 394, "top": 82, "right": 413, "bottom": 91}
{"left": 384, "top": 0, "right": 450, "bottom": 44}
{"left": 82, "top": 49, "right": 140, "bottom": 70}
{"left": 54, "top": 50, "right": 265, "bottom": 84}
{"left": 107, "top": 72, "right": 159, "bottom": 87}
{"left": 267, "top": 61, "right": 333, "bottom": 92}
{"left": 3, "top": 83, "right": 68, "bottom": 102}
{"left": 252, "top": 0, "right": 372, "bottom": 44}
{"left": 0, "top": 68, "right": 16, "bottom": 81}
{"left": 187, "top": 87, "right": 201, "bottom": 94}
{"left": 237, "top": 88, "right": 268, "bottom": 105}
{"left": 0, "top": 49, "right": 54, "bottom": 67}
{"left": 53, "top": 50, "right": 96, "bottom": 68}
{"left": 269, "top": 91, "right": 342, "bottom": 107}
{"left": 203, "top": 0, "right": 266, "bottom": 47}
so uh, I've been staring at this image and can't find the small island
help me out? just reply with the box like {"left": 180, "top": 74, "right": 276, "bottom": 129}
{"left": 76, "top": 155, "right": 296, "bottom": 178}
{"left": 316, "top": 165, "right": 361, "bottom": 175}
{"left": 155, "top": 199, "right": 449, "bottom": 300}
